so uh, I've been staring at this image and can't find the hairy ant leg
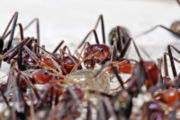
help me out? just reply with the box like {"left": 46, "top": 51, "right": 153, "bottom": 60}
{"left": 77, "top": 42, "right": 91, "bottom": 59}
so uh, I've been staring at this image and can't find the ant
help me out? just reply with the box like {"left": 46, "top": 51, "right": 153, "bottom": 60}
{"left": 0, "top": 12, "right": 41, "bottom": 69}
{"left": 76, "top": 15, "right": 132, "bottom": 69}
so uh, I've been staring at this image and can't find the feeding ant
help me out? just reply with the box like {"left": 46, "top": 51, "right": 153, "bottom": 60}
{"left": 76, "top": 15, "right": 133, "bottom": 69}
{"left": 2, "top": 12, "right": 180, "bottom": 120}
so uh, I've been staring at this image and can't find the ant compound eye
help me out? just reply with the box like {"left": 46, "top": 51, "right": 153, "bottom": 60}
{"left": 100, "top": 48, "right": 104, "bottom": 52}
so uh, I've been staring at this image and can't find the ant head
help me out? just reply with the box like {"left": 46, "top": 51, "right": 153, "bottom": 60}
{"left": 108, "top": 26, "right": 130, "bottom": 53}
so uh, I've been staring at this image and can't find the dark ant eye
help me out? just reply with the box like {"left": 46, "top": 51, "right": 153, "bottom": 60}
{"left": 100, "top": 48, "right": 104, "bottom": 52}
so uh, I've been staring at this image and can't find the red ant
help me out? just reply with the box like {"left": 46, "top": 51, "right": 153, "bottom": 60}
{"left": 76, "top": 15, "right": 132, "bottom": 69}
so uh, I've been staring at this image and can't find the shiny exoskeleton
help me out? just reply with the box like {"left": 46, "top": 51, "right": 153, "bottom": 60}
{"left": 84, "top": 44, "right": 111, "bottom": 69}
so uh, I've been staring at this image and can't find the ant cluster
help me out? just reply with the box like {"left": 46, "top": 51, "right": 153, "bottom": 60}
{"left": 0, "top": 12, "right": 180, "bottom": 120}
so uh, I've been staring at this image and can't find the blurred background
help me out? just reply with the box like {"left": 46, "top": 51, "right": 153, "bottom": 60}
{"left": 0, "top": 0, "right": 180, "bottom": 60}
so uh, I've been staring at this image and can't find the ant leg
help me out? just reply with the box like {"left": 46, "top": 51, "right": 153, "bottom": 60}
{"left": 111, "top": 64, "right": 125, "bottom": 89}
{"left": 140, "top": 47, "right": 152, "bottom": 60}
{"left": 15, "top": 72, "right": 28, "bottom": 114}
{"left": 97, "top": 99, "right": 106, "bottom": 120}
{"left": 23, "top": 18, "right": 40, "bottom": 45}
{"left": 74, "top": 42, "right": 90, "bottom": 59}
{"left": 87, "top": 101, "right": 92, "bottom": 120}
{"left": 23, "top": 45, "right": 39, "bottom": 62}
{"left": 0, "top": 87, "right": 10, "bottom": 109}
{"left": 49, "top": 87, "right": 54, "bottom": 108}
{"left": 103, "top": 98, "right": 117, "bottom": 119}
{"left": 94, "top": 15, "right": 106, "bottom": 44}
{"left": 71, "top": 51, "right": 99, "bottom": 72}
{"left": 1, "top": 12, "right": 18, "bottom": 39}
{"left": 111, "top": 40, "right": 118, "bottom": 61}
{"left": 163, "top": 53, "right": 169, "bottom": 77}
{"left": 119, "top": 38, "right": 131, "bottom": 58}
{"left": 52, "top": 40, "right": 64, "bottom": 53}
{"left": 68, "top": 87, "right": 83, "bottom": 111}
{"left": 61, "top": 46, "right": 79, "bottom": 67}
{"left": 169, "top": 99, "right": 179, "bottom": 120}
{"left": 2, "top": 12, "right": 18, "bottom": 53}
{"left": 78, "top": 29, "right": 99, "bottom": 49}
{"left": 17, "top": 41, "right": 23, "bottom": 70}
{"left": 117, "top": 26, "right": 124, "bottom": 53}
{"left": 134, "top": 25, "right": 180, "bottom": 39}
{"left": 3, "top": 38, "right": 30, "bottom": 62}
{"left": 131, "top": 39, "right": 143, "bottom": 60}
{"left": 162, "top": 51, "right": 180, "bottom": 80}
{"left": 24, "top": 18, "right": 40, "bottom": 53}
{"left": 157, "top": 58, "right": 164, "bottom": 86}
{"left": 55, "top": 90, "right": 60, "bottom": 105}
{"left": 20, "top": 73, "right": 40, "bottom": 100}
{"left": 61, "top": 45, "right": 72, "bottom": 56}
{"left": 168, "top": 45, "right": 177, "bottom": 77}
{"left": 17, "top": 24, "right": 24, "bottom": 41}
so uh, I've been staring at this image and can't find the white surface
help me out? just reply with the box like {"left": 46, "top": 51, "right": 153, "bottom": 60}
{"left": 0, "top": 0, "right": 180, "bottom": 72}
